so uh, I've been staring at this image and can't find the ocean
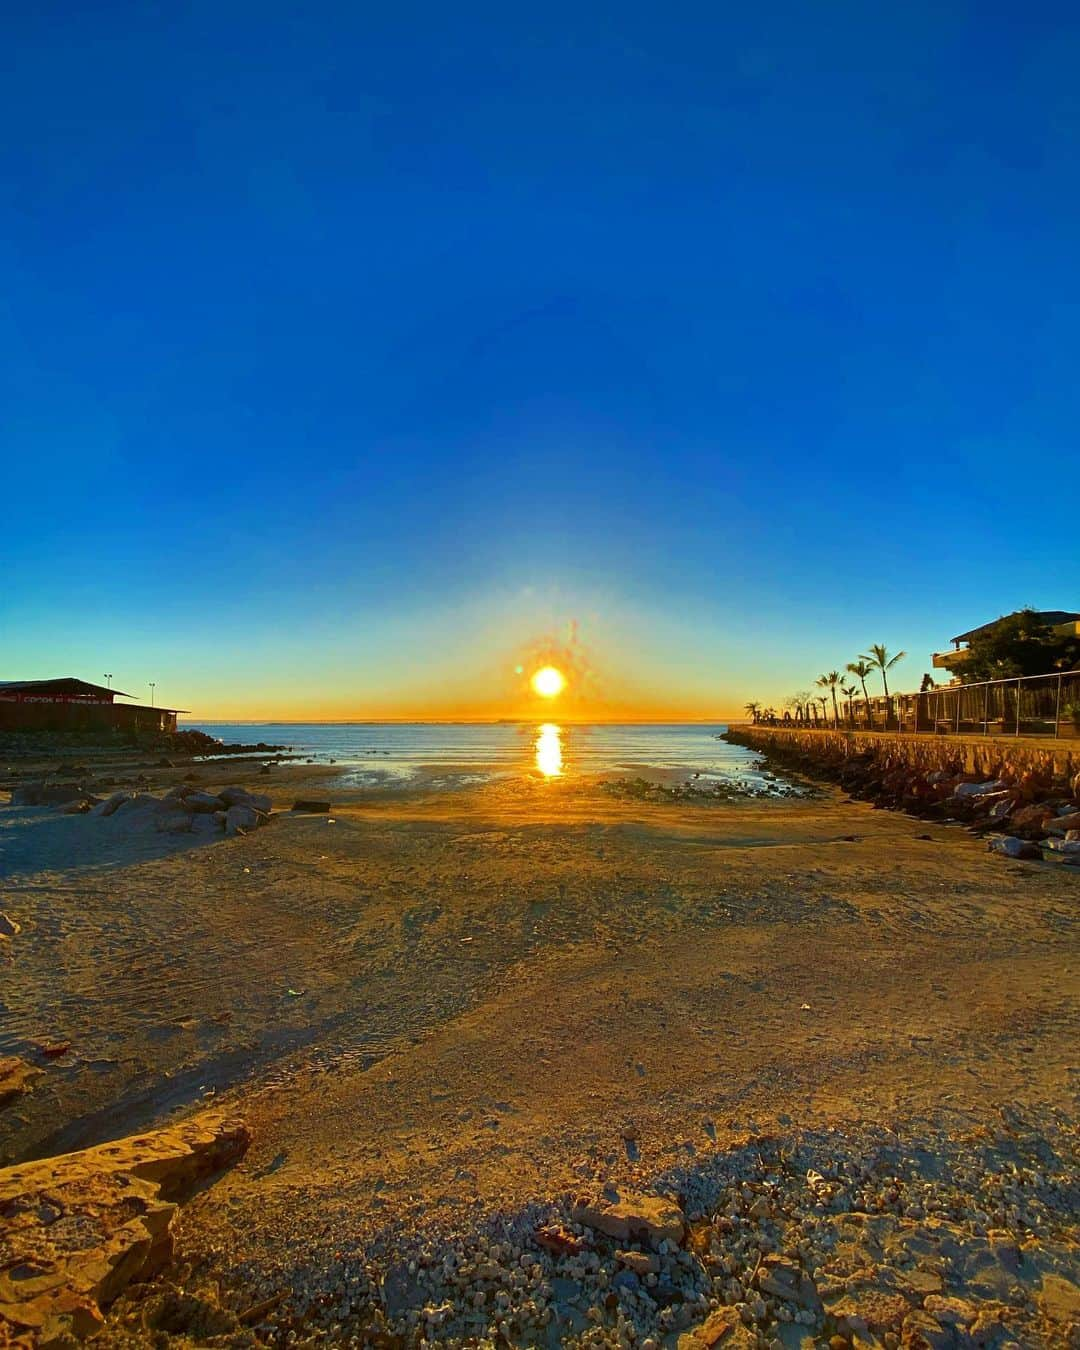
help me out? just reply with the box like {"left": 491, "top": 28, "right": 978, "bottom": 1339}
{"left": 182, "top": 721, "right": 771, "bottom": 789}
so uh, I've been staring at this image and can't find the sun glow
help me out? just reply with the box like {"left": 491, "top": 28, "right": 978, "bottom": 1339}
{"left": 535, "top": 723, "right": 563, "bottom": 777}
{"left": 531, "top": 665, "right": 566, "bottom": 698}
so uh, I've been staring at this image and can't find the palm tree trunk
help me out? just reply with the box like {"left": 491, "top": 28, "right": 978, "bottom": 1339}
{"left": 830, "top": 689, "right": 839, "bottom": 727}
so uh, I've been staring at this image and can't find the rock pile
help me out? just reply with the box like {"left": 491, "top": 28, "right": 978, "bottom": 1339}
{"left": 10, "top": 783, "right": 277, "bottom": 837}
{"left": 726, "top": 733, "right": 1080, "bottom": 864}
{"left": 134, "top": 1115, "right": 1079, "bottom": 1349}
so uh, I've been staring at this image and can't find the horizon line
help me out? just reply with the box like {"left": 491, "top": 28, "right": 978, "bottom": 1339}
{"left": 180, "top": 717, "right": 745, "bottom": 726}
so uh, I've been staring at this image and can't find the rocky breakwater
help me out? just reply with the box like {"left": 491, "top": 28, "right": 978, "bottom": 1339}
{"left": 0, "top": 1112, "right": 248, "bottom": 1346}
{"left": 726, "top": 729, "right": 1080, "bottom": 867}
{"left": 8, "top": 781, "right": 274, "bottom": 837}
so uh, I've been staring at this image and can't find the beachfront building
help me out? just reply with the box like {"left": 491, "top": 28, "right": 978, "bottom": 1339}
{"left": 932, "top": 610, "right": 1080, "bottom": 672}
{"left": 0, "top": 678, "right": 185, "bottom": 735}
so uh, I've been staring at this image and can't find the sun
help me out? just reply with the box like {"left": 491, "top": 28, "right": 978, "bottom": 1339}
{"left": 531, "top": 665, "right": 566, "bottom": 698}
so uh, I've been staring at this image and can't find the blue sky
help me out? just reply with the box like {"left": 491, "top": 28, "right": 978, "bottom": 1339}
{"left": 3, "top": 2, "right": 1077, "bottom": 717}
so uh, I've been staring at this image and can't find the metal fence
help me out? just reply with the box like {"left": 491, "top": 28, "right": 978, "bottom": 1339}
{"left": 766, "top": 670, "right": 1080, "bottom": 739}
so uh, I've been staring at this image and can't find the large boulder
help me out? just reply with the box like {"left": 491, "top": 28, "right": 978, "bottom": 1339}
{"left": 90, "top": 791, "right": 132, "bottom": 818}
{"left": 988, "top": 836, "right": 1041, "bottom": 860}
{"left": 113, "top": 793, "right": 161, "bottom": 816}
{"left": 219, "top": 786, "right": 271, "bottom": 812}
{"left": 1046, "top": 810, "right": 1080, "bottom": 835}
{"left": 572, "top": 1190, "right": 685, "bottom": 1248}
{"left": 1010, "top": 803, "right": 1055, "bottom": 832}
{"left": 0, "top": 1113, "right": 248, "bottom": 1346}
{"left": 225, "top": 803, "right": 267, "bottom": 836}
{"left": 155, "top": 811, "right": 193, "bottom": 834}
{"left": 952, "top": 779, "right": 1006, "bottom": 799}
{"left": 183, "top": 790, "right": 225, "bottom": 813}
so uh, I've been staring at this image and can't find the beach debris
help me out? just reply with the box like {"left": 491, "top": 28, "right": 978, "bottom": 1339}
{"left": 0, "top": 1111, "right": 249, "bottom": 1345}
{"left": 535, "top": 1223, "right": 584, "bottom": 1256}
{"left": 0, "top": 1056, "right": 43, "bottom": 1108}
{"left": 292, "top": 799, "right": 332, "bottom": 813}
{"left": 0, "top": 911, "right": 21, "bottom": 938}
{"left": 35, "top": 1039, "right": 72, "bottom": 1058}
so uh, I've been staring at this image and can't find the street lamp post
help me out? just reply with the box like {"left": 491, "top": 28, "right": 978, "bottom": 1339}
{"left": 149, "top": 682, "right": 156, "bottom": 707}
{"left": 104, "top": 673, "right": 113, "bottom": 690}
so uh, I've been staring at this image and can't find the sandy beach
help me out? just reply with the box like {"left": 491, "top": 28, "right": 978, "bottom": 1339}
{"left": 1, "top": 756, "right": 1078, "bottom": 1347}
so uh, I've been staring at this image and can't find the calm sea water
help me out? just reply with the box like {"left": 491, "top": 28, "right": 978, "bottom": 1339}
{"left": 183, "top": 721, "right": 770, "bottom": 789}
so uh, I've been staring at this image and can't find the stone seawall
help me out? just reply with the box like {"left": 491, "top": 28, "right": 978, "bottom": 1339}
{"left": 725, "top": 727, "right": 1080, "bottom": 859}
{"left": 731, "top": 726, "right": 1078, "bottom": 783}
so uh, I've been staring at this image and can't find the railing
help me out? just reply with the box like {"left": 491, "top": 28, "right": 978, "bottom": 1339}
{"left": 757, "top": 670, "right": 1080, "bottom": 739}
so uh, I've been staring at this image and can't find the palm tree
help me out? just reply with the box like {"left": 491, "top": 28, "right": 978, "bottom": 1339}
{"left": 816, "top": 671, "right": 842, "bottom": 727}
{"left": 860, "top": 644, "right": 907, "bottom": 699}
{"left": 847, "top": 658, "right": 874, "bottom": 712}
{"left": 841, "top": 683, "right": 857, "bottom": 724}
{"left": 744, "top": 701, "right": 760, "bottom": 725}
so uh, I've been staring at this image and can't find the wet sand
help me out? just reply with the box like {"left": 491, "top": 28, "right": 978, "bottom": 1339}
{"left": 1, "top": 763, "right": 1078, "bottom": 1345}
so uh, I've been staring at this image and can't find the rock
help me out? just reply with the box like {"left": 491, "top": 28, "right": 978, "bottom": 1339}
{"left": 225, "top": 803, "right": 267, "bottom": 836}
{"left": 0, "top": 911, "right": 22, "bottom": 938}
{"left": 1046, "top": 810, "right": 1080, "bottom": 835}
{"left": 1045, "top": 837, "right": 1080, "bottom": 860}
{"left": 987, "top": 835, "right": 1041, "bottom": 859}
{"left": 900, "top": 1310, "right": 952, "bottom": 1348}
{"left": 0, "top": 1056, "right": 43, "bottom": 1108}
{"left": 182, "top": 790, "right": 225, "bottom": 813}
{"left": 952, "top": 780, "right": 1005, "bottom": 798}
{"left": 1010, "top": 803, "right": 1054, "bottom": 831}
{"left": 157, "top": 756, "right": 176, "bottom": 767}
{"left": 59, "top": 797, "right": 90, "bottom": 814}
{"left": 114, "top": 792, "right": 161, "bottom": 815}
{"left": 0, "top": 1112, "right": 248, "bottom": 1345}
{"left": 292, "top": 799, "right": 332, "bottom": 813}
{"left": 756, "top": 1254, "right": 821, "bottom": 1310}
{"left": 219, "top": 786, "right": 271, "bottom": 812}
{"left": 617, "top": 1249, "right": 660, "bottom": 1275}
{"left": 922, "top": 1295, "right": 976, "bottom": 1326}
{"left": 572, "top": 1190, "right": 685, "bottom": 1247}
{"left": 678, "top": 1306, "right": 756, "bottom": 1348}
{"left": 155, "top": 811, "right": 194, "bottom": 834}
{"left": 90, "top": 791, "right": 131, "bottom": 818}
{"left": 1039, "top": 1273, "right": 1080, "bottom": 1323}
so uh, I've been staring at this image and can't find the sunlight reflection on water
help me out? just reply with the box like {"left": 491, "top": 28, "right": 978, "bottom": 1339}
{"left": 535, "top": 722, "right": 563, "bottom": 777}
